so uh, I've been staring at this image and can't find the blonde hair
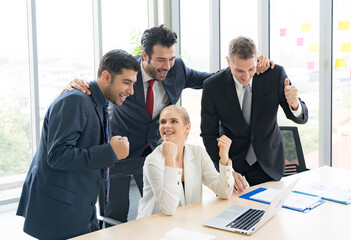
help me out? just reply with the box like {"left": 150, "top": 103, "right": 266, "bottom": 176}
{"left": 159, "top": 105, "right": 191, "bottom": 139}
{"left": 160, "top": 105, "right": 191, "bottom": 125}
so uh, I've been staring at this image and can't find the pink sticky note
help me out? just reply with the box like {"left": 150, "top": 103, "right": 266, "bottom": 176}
{"left": 297, "top": 37, "right": 304, "bottom": 46}
{"left": 280, "top": 28, "right": 286, "bottom": 37}
{"left": 307, "top": 61, "right": 314, "bottom": 70}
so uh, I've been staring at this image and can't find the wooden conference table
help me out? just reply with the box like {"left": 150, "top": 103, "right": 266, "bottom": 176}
{"left": 72, "top": 166, "right": 351, "bottom": 239}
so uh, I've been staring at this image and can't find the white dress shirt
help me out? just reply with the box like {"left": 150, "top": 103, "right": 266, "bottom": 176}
{"left": 136, "top": 144, "right": 234, "bottom": 218}
{"left": 232, "top": 75, "right": 302, "bottom": 117}
{"left": 141, "top": 62, "right": 170, "bottom": 120}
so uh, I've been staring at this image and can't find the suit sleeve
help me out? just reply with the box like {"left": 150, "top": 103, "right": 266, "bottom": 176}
{"left": 179, "top": 59, "right": 213, "bottom": 89}
{"left": 200, "top": 80, "right": 221, "bottom": 170}
{"left": 144, "top": 157, "right": 182, "bottom": 216}
{"left": 200, "top": 147, "right": 234, "bottom": 199}
{"left": 278, "top": 67, "right": 309, "bottom": 124}
{"left": 46, "top": 94, "right": 114, "bottom": 171}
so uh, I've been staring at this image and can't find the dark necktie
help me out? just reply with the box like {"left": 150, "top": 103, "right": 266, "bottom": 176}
{"left": 103, "top": 106, "right": 110, "bottom": 203}
{"left": 242, "top": 85, "right": 257, "bottom": 166}
{"left": 146, "top": 79, "right": 155, "bottom": 118}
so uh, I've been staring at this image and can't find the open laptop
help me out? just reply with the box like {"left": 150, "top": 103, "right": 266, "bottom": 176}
{"left": 204, "top": 178, "right": 299, "bottom": 235}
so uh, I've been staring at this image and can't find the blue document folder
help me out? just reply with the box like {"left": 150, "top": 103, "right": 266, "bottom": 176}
{"left": 239, "top": 187, "right": 325, "bottom": 213}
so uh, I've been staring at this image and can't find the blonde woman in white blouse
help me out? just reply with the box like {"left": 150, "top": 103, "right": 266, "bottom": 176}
{"left": 137, "top": 105, "right": 234, "bottom": 218}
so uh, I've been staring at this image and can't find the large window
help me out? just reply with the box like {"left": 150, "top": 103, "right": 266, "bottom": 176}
{"left": 101, "top": 0, "right": 148, "bottom": 54}
{"left": 180, "top": 0, "right": 210, "bottom": 146}
{"left": 0, "top": 1, "right": 31, "bottom": 177}
{"left": 270, "top": 0, "right": 320, "bottom": 169}
{"left": 0, "top": 0, "right": 149, "bottom": 195}
{"left": 220, "top": 0, "right": 258, "bottom": 69}
{"left": 181, "top": 0, "right": 259, "bottom": 146}
{"left": 36, "top": 0, "right": 95, "bottom": 123}
{"left": 332, "top": 0, "right": 351, "bottom": 170}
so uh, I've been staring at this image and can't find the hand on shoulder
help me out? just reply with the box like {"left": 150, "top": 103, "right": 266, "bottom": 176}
{"left": 62, "top": 79, "right": 90, "bottom": 95}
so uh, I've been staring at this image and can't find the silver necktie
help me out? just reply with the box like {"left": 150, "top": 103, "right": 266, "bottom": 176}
{"left": 242, "top": 85, "right": 257, "bottom": 166}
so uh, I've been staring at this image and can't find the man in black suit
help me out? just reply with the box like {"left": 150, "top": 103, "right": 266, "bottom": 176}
{"left": 201, "top": 36, "right": 308, "bottom": 193}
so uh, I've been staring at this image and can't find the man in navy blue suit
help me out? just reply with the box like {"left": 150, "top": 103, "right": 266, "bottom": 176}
{"left": 67, "top": 25, "right": 273, "bottom": 224}
{"left": 16, "top": 49, "right": 140, "bottom": 239}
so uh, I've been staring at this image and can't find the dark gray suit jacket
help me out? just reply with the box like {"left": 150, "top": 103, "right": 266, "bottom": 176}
{"left": 201, "top": 65, "right": 308, "bottom": 180}
{"left": 16, "top": 82, "right": 116, "bottom": 239}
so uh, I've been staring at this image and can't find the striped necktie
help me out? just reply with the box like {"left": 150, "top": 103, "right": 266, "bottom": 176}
{"left": 103, "top": 106, "right": 110, "bottom": 203}
{"left": 242, "top": 85, "right": 257, "bottom": 166}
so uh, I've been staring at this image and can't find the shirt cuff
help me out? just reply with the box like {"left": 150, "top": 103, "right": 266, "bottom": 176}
{"left": 219, "top": 161, "right": 233, "bottom": 176}
{"left": 219, "top": 162, "right": 235, "bottom": 188}
{"left": 289, "top": 101, "right": 302, "bottom": 118}
{"left": 109, "top": 144, "right": 118, "bottom": 161}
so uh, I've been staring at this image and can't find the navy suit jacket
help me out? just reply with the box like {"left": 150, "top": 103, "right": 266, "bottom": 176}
{"left": 201, "top": 65, "right": 308, "bottom": 180}
{"left": 16, "top": 82, "right": 116, "bottom": 239}
{"left": 109, "top": 56, "right": 212, "bottom": 176}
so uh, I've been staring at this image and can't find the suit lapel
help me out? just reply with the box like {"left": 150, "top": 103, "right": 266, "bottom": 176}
{"left": 134, "top": 68, "right": 152, "bottom": 120}
{"left": 183, "top": 145, "right": 195, "bottom": 204}
{"left": 251, "top": 74, "right": 263, "bottom": 128}
{"left": 223, "top": 69, "right": 249, "bottom": 130}
{"left": 89, "top": 83, "right": 105, "bottom": 139}
{"left": 162, "top": 70, "right": 177, "bottom": 104}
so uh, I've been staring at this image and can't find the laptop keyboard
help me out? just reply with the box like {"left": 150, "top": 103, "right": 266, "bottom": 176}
{"left": 226, "top": 209, "right": 265, "bottom": 231}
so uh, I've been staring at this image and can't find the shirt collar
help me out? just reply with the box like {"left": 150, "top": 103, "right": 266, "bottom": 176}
{"left": 232, "top": 75, "right": 253, "bottom": 90}
{"left": 90, "top": 80, "right": 108, "bottom": 107}
{"left": 140, "top": 60, "right": 154, "bottom": 83}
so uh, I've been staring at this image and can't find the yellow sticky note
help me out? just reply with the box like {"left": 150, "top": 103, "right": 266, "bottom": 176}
{"left": 341, "top": 43, "right": 351, "bottom": 52}
{"left": 309, "top": 44, "right": 319, "bottom": 52}
{"left": 339, "top": 21, "right": 350, "bottom": 30}
{"left": 335, "top": 59, "right": 346, "bottom": 68}
{"left": 302, "top": 23, "right": 311, "bottom": 32}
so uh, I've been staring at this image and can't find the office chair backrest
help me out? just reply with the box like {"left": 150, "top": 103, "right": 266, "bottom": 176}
{"left": 279, "top": 126, "right": 308, "bottom": 176}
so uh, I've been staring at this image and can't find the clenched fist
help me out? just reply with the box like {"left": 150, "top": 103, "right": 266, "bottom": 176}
{"left": 217, "top": 135, "right": 232, "bottom": 165}
{"left": 284, "top": 78, "right": 299, "bottom": 110}
{"left": 160, "top": 141, "right": 177, "bottom": 168}
{"left": 110, "top": 136, "right": 129, "bottom": 160}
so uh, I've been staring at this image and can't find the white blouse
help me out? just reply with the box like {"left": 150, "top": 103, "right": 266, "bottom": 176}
{"left": 137, "top": 144, "right": 234, "bottom": 219}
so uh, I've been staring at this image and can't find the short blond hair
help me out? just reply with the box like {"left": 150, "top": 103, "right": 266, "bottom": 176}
{"left": 228, "top": 36, "right": 257, "bottom": 62}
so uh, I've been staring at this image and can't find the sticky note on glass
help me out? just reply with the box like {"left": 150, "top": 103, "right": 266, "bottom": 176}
{"left": 341, "top": 43, "right": 351, "bottom": 52}
{"left": 307, "top": 61, "right": 314, "bottom": 70}
{"left": 339, "top": 21, "right": 350, "bottom": 30}
{"left": 309, "top": 44, "right": 319, "bottom": 52}
{"left": 280, "top": 28, "right": 286, "bottom": 36}
{"left": 302, "top": 23, "right": 311, "bottom": 32}
{"left": 335, "top": 59, "right": 346, "bottom": 68}
{"left": 297, "top": 38, "right": 304, "bottom": 46}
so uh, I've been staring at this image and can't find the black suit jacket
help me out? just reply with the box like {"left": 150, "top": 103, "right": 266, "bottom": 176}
{"left": 201, "top": 65, "right": 308, "bottom": 180}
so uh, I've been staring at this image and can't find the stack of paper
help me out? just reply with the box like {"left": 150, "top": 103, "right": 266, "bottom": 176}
{"left": 294, "top": 183, "right": 351, "bottom": 204}
{"left": 249, "top": 188, "right": 323, "bottom": 211}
